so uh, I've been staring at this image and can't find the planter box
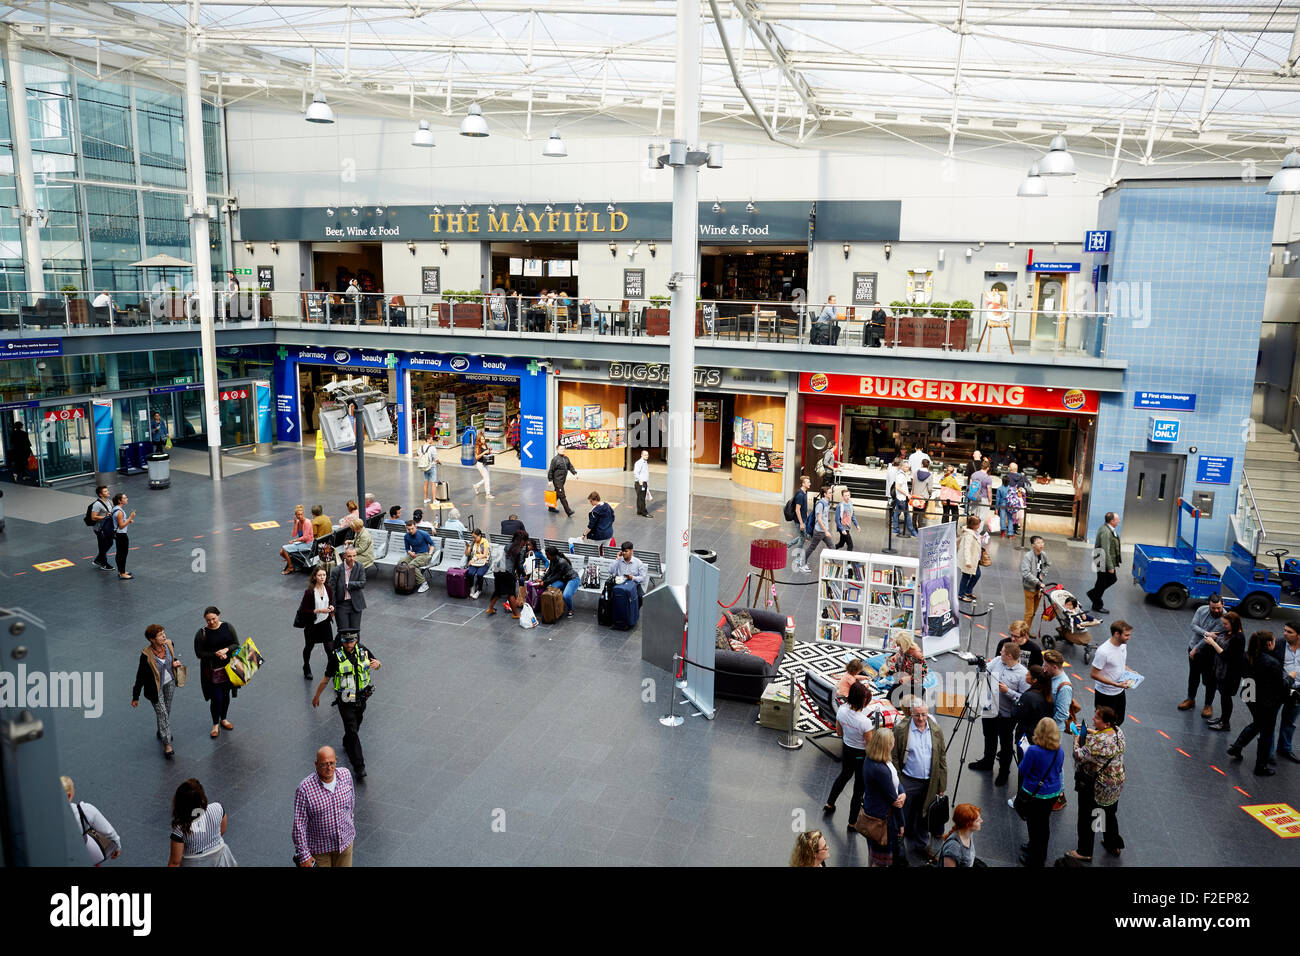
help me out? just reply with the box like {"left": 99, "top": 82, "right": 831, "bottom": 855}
{"left": 67, "top": 299, "right": 88, "bottom": 326}
{"left": 644, "top": 307, "right": 670, "bottom": 335}
{"left": 436, "top": 302, "right": 485, "bottom": 328}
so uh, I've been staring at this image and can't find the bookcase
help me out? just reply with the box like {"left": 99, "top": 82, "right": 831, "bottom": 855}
{"left": 817, "top": 550, "right": 919, "bottom": 651}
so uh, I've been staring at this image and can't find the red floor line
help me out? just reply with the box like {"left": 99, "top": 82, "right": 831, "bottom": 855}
{"left": 1175, "top": 748, "right": 1191, "bottom": 758}
{"left": 1234, "top": 787, "right": 1251, "bottom": 798}
{"left": 976, "top": 623, "right": 986, "bottom": 630}
{"left": 14, "top": 571, "right": 25, "bottom": 576}
{"left": 1086, "top": 686, "right": 1095, "bottom": 693}
{"left": 153, "top": 543, "right": 164, "bottom": 547}
{"left": 194, "top": 535, "right": 204, "bottom": 538}
{"left": 171, "top": 538, "right": 183, "bottom": 542}
{"left": 998, "top": 632, "right": 1008, "bottom": 639}
{"left": 1210, "top": 765, "right": 1226, "bottom": 776}
{"left": 129, "top": 547, "right": 140, "bottom": 551}
{"left": 1156, "top": 730, "right": 1171, "bottom": 740}
{"left": 1129, "top": 716, "right": 1141, "bottom": 724}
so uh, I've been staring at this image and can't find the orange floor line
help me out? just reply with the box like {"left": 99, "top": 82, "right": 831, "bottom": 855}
{"left": 171, "top": 538, "right": 183, "bottom": 542}
{"left": 1175, "top": 748, "right": 1191, "bottom": 758}
{"left": 152, "top": 543, "right": 164, "bottom": 547}
{"left": 1086, "top": 686, "right": 1095, "bottom": 694}
{"left": 1233, "top": 787, "right": 1251, "bottom": 798}
{"left": 1129, "top": 716, "right": 1141, "bottom": 724}
{"left": 14, "top": 571, "right": 25, "bottom": 576}
{"left": 1156, "top": 730, "right": 1171, "bottom": 740}
{"left": 1210, "top": 765, "right": 1226, "bottom": 776}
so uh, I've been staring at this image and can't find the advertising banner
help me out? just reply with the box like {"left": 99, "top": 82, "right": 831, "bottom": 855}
{"left": 254, "top": 381, "right": 273, "bottom": 444}
{"left": 92, "top": 399, "right": 116, "bottom": 473}
{"left": 917, "top": 520, "right": 961, "bottom": 657}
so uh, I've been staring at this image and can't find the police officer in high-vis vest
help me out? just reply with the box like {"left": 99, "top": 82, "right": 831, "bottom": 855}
{"left": 311, "top": 630, "right": 381, "bottom": 780}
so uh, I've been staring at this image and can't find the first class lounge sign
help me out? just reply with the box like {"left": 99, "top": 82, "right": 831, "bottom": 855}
{"left": 800, "top": 372, "right": 1099, "bottom": 414}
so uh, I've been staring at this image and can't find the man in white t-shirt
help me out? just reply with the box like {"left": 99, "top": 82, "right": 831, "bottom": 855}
{"left": 907, "top": 444, "right": 929, "bottom": 476}
{"left": 1091, "top": 619, "right": 1134, "bottom": 724}
{"left": 633, "top": 449, "right": 651, "bottom": 516}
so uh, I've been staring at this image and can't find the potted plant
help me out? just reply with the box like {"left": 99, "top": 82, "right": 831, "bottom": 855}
{"left": 948, "top": 299, "right": 974, "bottom": 349}
{"left": 59, "top": 285, "right": 89, "bottom": 325}
{"left": 645, "top": 294, "right": 671, "bottom": 335}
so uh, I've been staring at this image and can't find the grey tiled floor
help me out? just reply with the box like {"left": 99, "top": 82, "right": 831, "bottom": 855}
{"left": 3, "top": 449, "right": 1297, "bottom": 867}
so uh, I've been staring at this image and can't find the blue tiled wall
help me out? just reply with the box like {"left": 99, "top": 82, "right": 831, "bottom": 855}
{"left": 1088, "top": 183, "right": 1275, "bottom": 552}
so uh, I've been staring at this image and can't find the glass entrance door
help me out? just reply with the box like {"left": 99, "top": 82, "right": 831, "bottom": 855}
{"left": 176, "top": 390, "right": 205, "bottom": 447}
{"left": 219, "top": 392, "right": 254, "bottom": 448}
{"left": 36, "top": 402, "right": 95, "bottom": 482}
{"left": 1031, "top": 275, "right": 1067, "bottom": 346}
{"left": 1, "top": 407, "right": 40, "bottom": 483}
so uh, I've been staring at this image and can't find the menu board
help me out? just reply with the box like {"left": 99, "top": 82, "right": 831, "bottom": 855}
{"left": 421, "top": 267, "right": 441, "bottom": 295}
{"left": 733, "top": 444, "right": 783, "bottom": 473}
{"left": 257, "top": 265, "right": 274, "bottom": 290}
{"left": 852, "top": 271, "right": 878, "bottom": 305}
{"left": 562, "top": 405, "right": 582, "bottom": 429}
{"left": 550, "top": 260, "right": 571, "bottom": 277}
{"left": 509, "top": 258, "right": 523, "bottom": 274}
{"left": 583, "top": 404, "right": 602, "bottom": 428}
{"left": 697, "top": 400, "right": 721, "bottom": 422}
{"left": 523, "top": 259, "right": 543, "bottom": 277}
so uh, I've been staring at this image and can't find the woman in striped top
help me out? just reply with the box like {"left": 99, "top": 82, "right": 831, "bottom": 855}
{"left": 168, "top": 778, "right": 237, "bottom": 867}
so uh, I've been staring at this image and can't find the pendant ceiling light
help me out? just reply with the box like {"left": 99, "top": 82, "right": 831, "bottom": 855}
{"left": 459, "top": 103, "right": 489, "bottom": 137}
{"left": 542, "top": 128, "right": 567, "bottom": 158}
{"left": 1017, "top": 162, "right": 1047, "bottom": 198}
{"left": 412, "top": 120, "right": 435, "bottom": 147}
{"left": 1038, "top": 135, "right": 1075, "bottom": 176}
{"left": 305, "top": 92, "right": 335, "bottom": 124}
{"left": 1265, "top": 151, "right": 1300, "bottom": 195}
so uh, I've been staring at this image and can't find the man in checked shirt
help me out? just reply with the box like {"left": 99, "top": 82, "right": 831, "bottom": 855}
{"left": 293, "top": 746, "right": 357, "bottom": 867}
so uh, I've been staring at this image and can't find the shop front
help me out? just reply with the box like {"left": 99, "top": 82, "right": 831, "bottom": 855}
{"left": 799, "top": 372, "right": 1100, "bottom": 525}
{"left": 552, "top": 359, "right": 790, "bottom": 494}
{"left": 272, "top": 346, "right": 548, "bottom": 470}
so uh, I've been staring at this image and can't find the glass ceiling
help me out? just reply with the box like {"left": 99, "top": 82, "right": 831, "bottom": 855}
{"left": 5, "top": 1, "right": 1299, "bottom": 165}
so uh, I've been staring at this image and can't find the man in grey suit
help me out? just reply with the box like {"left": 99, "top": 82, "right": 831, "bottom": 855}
{"left": 1087, "top": 512, "right": 1122, "bottom": 614}
{"left": 330, "top": 547, "right": 367, "bottom": 633}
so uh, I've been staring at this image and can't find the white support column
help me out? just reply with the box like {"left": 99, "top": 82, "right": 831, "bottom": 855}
{"left": 184, "top": 49, "right": 223, "bottom": 480}
{"left": 5, "top": 29, "right": 45, "bottom": 301}
{"left": 665, "top": 0, "right": 702, "bottom": 590}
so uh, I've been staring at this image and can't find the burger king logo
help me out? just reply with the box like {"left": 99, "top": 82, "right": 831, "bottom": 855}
{"left": 810, "top": 373, "right": 829, "bottom": 392}
{"left": 1062, "top": 389, "right": 1086, "bottom": 410}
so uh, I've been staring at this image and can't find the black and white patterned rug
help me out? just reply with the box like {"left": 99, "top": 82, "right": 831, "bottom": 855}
{"left": 775, "top": 641, "right": 888, "bottom": 734}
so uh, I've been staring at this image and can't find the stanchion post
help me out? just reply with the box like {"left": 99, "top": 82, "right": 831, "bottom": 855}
{"left": 777, "top": 670, "right": 803, "bottom": 750}
{"left": 659, "top": 653, "right": 685, "bottom": 727}
{"left": 881, "top": 500, "right": 898, "bottom": 555}
{"left": 1016, "top": 501, "right": 1030, "bottom": 551}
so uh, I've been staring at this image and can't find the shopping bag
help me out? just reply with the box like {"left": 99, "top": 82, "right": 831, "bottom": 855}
{"left": 164, "top": 438, "right": 173, "bottom": 449}
{"left": 545, "top": 489, "right": 558, "bottom": 508}
{"left": 223, "top": 638, "right": 265, "bottom": 687}
{"left": 518, "top": 604, "right": 539, "bottom": 629}
{"left": 987, "top": 513, "right": 1001, "bottom": 534}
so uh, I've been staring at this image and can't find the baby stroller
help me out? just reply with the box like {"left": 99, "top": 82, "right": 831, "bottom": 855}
{"left": 1036, "top": 583, "right": 1098, "bottom": 663}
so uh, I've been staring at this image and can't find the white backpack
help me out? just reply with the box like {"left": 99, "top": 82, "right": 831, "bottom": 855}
{"left": 416, "top": 445, "right": 437, "bottom": 470}
{"left": 518, "top": 603, "right": 538, "bottom": 629}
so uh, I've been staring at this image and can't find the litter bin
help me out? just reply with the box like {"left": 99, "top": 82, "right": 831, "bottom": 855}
{"left": 692, "top": 548, "right": 717, "bottom": 565}
{"left": 147, "top": 451, "right": 171, "bottom": 489}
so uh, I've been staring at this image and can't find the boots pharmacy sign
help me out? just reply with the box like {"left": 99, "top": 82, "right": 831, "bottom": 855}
{"left": 800, "top": 373, "right": 1099, "bottom": 414}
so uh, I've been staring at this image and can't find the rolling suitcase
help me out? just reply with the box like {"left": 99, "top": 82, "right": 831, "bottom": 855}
{"left": 393, "top": 562, "right": 419, "bottom": 595}
{"left": 598, "top": 581, "right": 614, "bottom": 627}
{"left": 540, "top": 587, "right": 566, "bottom": 624}
{"left": 610, "top": 579, "right": 640, "bottom": 631}
{"left": 446, "top": 566, "right": 469, "bottom": 598}
{"left": 524, "top": 580, "right": 545, "bottom": 611}
{"left": 435, "top": 481, "right": 450, "bottom": 502}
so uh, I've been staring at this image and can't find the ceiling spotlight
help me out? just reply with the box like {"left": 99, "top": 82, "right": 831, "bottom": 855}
{"left": 544, "top": 203, "right": 554, "bottom": 214}
{"left": 440, "top": 241, "right": 449, "bottom": 255}
{"left": 375, "top": 206, "right": 384, "bottom": 216}
{"left": 1017, "top": 162, "right": 1048, "bottom": 198}
{"left": 648, "top": 242, "right": 656, "bottom": 258}
{"left": 712, "top": 201, "right": 721, "bottom": 213}
{"left": 305, "top": 91, "right": 334, "bottom": 124}
{"left": 746, "top": 200, "right": 756, "bottom": 213}
{"left": 412, "top": 120, "right": 435, "bottom": 147}
{"left": 574, "top": 202, "right": 583, "bottom": 213}
{"left": 608, "top": 241, "right": 617, "bottom": 257}
{"left": 269, "top": 241, "right": 279, "bottom": 255}
{"left": 542, "top": 128, "right": 567, "bottom": 158}
{"left": 433, "top": 205, "right": 442, "bottom": 215}
{"left": 325, "top": 207, "right": 335, "bottom": 217}
{"left": 350, "top": 207, "right": 360, "bottom": 216}
{"left": 459, "top": 103, "right": 489, "bottom": 137}
{"left": 244, "top": 241, "right": 254, "bottom": 254}
{"left": 407, "top": 240, "right": 416, "bottom": 255}
{"left": 1266, "top": 150, "right": 1300, "bottom": 195}
{"left": 488, "top": 204, "right": 496, "bottom": 215}
{"left": 516, "top": 203, "right": 524, "bottom": 213}
{"left": 1038, "top": 135, "right": 1075, "bottom": 177}
{"left": 842, "top": 242, "right": 851, "bottom": 260}
{"left": 606, "top": 202, "right": 616, "bottom": 213}
{"left": 884, "top": 242, "right": 892, "bottom": 260}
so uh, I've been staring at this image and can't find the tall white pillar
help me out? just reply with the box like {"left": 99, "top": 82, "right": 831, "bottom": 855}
{"left": 183, "top": 51, "right": 222, "bottom": 480}
{"left": 664, "top": 0, "right": 701, "bottom": 590}
{"left": 5, "top": 29, "right": 45, "bottom": 301}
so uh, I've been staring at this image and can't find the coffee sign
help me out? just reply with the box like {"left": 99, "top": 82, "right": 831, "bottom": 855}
{"left": 852, "top": 272, "right": 878, "bottom": 306}
{"left": 623, "top": 269, "right": 645, "bottom": 301}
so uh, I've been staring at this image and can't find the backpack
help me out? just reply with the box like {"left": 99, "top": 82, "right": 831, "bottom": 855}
{"left": 783, "top": 496, "right": 799, "bottom": 522}
{"left": 416, "top": 444, "right": 437, "bottom": 470}
{"left": 967, "top": 477, "right": 980, "bottom": 501}
{"left": 83, "top": 499, "right": 101, "bottom": 527}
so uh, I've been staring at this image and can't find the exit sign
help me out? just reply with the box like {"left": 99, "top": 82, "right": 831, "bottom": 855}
{"left": 234, "top": 268, "right": 253, "bottom": 275}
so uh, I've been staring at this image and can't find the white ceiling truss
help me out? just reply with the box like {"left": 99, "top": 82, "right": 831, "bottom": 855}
{"left": 3, "top": 0, "right": 1300, "bottom": 168}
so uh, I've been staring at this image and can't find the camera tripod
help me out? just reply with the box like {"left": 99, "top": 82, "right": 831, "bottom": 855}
{"left": 942, "top": 652, "right": 995, "bottom": 801}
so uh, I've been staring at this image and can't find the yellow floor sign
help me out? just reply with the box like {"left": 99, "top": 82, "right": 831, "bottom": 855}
{"left": 33, "top": 559, "right": 74, "bottom": 572}
{"left": 1241, "top": 803, "right": 1300, "bottom": 838}
{"left": 249, "top": 521, "right": 281, "bottom": 530}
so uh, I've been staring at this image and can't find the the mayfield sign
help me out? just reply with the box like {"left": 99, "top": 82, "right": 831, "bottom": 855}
{"left": 800, "top": 372, "right": 1098, "bottom": 414}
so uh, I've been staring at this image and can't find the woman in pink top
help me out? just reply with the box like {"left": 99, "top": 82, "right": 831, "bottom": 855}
{"left": 279, "top": 504, "right": 315, "bottom": 574}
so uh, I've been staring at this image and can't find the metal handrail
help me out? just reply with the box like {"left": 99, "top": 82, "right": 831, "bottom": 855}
{"left": 1241, "top": 468, "right": 1266, "bottom": 539}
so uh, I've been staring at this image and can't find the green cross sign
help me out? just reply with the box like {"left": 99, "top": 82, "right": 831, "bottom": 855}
{"left": 527, "top": 359, "right": 541, "bottom": 376}
{"left": 276, "top": 346, "right": 289, "bottom": 360}
{"left": 385, "top": 352, "right": 399, "bottom": 369}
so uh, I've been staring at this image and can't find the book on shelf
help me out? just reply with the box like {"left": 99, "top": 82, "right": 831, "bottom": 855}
{"left": 844, "top": 584, "right": 863, "bottom": 603}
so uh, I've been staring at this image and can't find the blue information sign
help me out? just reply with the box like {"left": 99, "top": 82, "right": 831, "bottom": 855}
{"left": 1196, "top": 455, "right": 1233, "bottom": 484}
{"left": 1027, "top": 261, "right": 1082, "bottom": 273}
{"left": 1148, "top": 416, "right": 1181, "bottom": 443}
{"left": 1098, "top": 462, "right": 1125, "bottom": 473}
{"left": 1083, "top": 230, "right": 1112, "bottom": 253}
{"left": 1, "top": 338, "right": 62, "bottom": 360}
{"left": 1134, "top": 391, "right": 1196, "bottom": 411}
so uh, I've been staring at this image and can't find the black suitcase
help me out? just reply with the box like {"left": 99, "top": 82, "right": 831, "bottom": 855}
{"left": 393, "top": 562, "right": 419, "bottom": 595}
{"left": 597, "top": 581, "right": 614, "bottom": 626}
